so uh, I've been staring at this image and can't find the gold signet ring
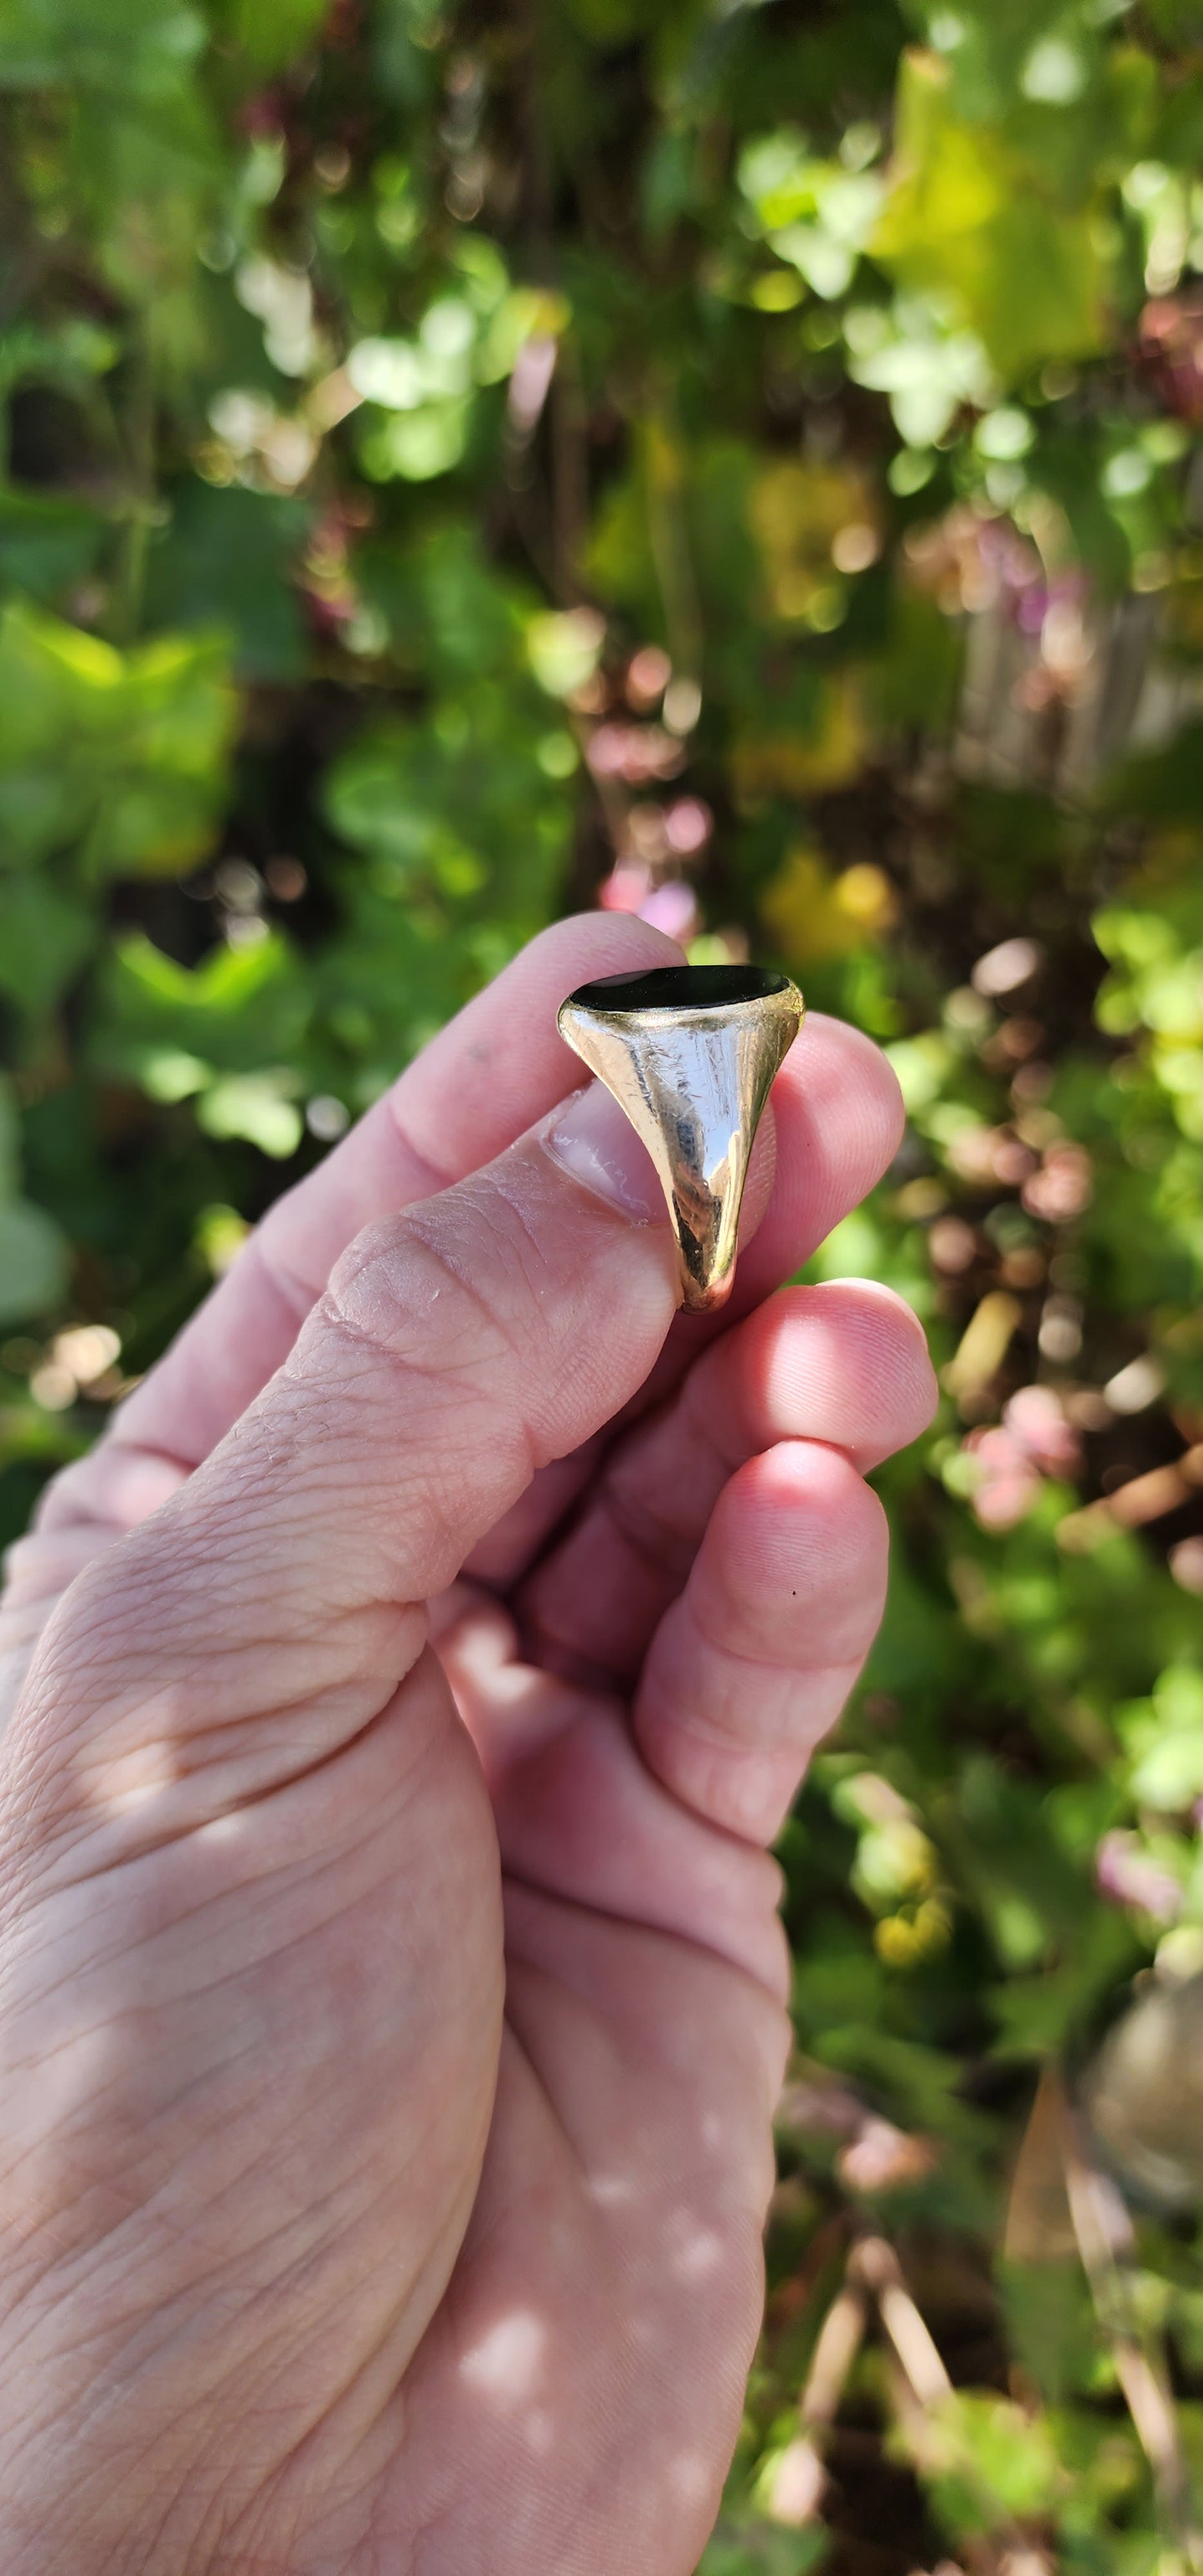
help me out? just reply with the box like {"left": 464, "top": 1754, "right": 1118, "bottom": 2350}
{"left": 557, "top": 962, "right": 804, "bottom": 1313}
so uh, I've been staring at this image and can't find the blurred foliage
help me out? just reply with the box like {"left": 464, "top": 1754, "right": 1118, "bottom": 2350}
{"left": 2, "top": 0, "right": 1203, "bottom": 2566}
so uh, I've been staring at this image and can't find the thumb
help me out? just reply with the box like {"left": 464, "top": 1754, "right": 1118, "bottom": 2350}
{"left": 8, "top": 1084, "right": 678, "bottom": 1846}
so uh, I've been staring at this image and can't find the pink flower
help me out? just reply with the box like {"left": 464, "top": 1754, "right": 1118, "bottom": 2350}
{"left": 837, "top": 2118, "right": 938, "bottom": 2195}
{"left": 639, "top": 881, "right": 698, "bottom": 940}
{"left": 1022, "top": 1144, "right": 1093, "bottom": 1223}
{"left": 664, "top": 796, "right": 712, "bottom": 857}
{"left": 597, "top": 863, "right": 651, "bottom": 914}
{"left": 948, "top": 1126, "right": 1037, "bottom": 1186}
{"left": 1096, "top": 1830, "right": 1181, "bottom": 1924}
{"left": 962, "top": 1425, "right": 1041, "bottom": 1529}
{"left": 585, "top": 724, "right": 686, "bottom": 785}
{"left": 1003, "top": 1385, "right": 1081, "bottom": 1479}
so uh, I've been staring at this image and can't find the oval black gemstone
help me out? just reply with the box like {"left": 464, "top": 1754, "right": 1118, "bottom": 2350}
{"left": 566, "top": 964, "right": 790, "bottom": 1012}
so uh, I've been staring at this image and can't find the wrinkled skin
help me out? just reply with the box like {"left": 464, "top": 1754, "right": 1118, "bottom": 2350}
{"left": 0, "top": 916, "right": 934, "bottom": 2576}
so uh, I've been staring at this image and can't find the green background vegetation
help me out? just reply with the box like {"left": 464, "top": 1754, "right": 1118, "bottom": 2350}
{"left": 3, "top": 0, "right": 1203, "bottom": 2564}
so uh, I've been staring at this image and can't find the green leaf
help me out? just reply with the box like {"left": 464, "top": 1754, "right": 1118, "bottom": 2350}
{"left": 144, "top": 483, "right": 310, "bottom": 683}
{"left": 0, "top": 0, "right": 206, "bottom": 95}
{"left": 0, "top": 873, "right": 94, "bottom": 1016}
{"left": 0, "top": 1196, "right": 69, "bottom": 1323}
{"left": 196, "top": 1071, "right": 303, "bottom": 1158}
{"left": 700, "top": 2521, "right": 828, "bottom": 2575}
{"left": 100, "top": 929, "right": 310, "bottom": 1076}
{"left": 904, "top": 2390, "right": 1066, "bottom": 2538}
{"left": 0, "top": 486, "right": 107, "bottom": 608}
{"left": 873, "top": 50, "right": 1114, "bottom": 380}
{"left": 0, "top": 601, "right": 236, "bottom": 873}
{"left": 0, "top": 1079, "right": 68, "bottom": 1320}
{"left": 324, "top": 685, "right": 573, "bottom": 925}
{"left": 211, "top": 0, "right": 328, "bottom": 72}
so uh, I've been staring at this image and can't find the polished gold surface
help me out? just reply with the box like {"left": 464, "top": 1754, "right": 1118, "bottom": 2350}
{"left": 557, "top": 964, "right": 804, "bottom": 1311}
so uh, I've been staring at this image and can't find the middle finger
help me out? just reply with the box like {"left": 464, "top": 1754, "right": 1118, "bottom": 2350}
{"left": 512, "top": 1277, "right": 935, "bottom": 1688}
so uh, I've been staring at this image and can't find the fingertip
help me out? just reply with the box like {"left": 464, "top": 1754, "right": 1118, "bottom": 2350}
{"left": 753, "top": 1433, "right": 889, "bottom": 1531}
{"left": 711, "top": 1438, "right": 888, "bottom": 1612}
{"left": 793, "top": 1278, "right": 939, "bottom": 1454}
{"left": 522, "top": 911, "right": 688, "bottom": 1077}
{"left": 635, "top": 1430, "right": 889, "bottom": 1839}
{"left": 540, "top": 907, "right": 687, "bottom": 971}
{"left": 401, "top": 913, "right": 688, "bottom": 1176}
{"left": 728, "top": 1012, "right": 906, "bottom": 1302}
{"left": 782, "top": 1009, "right": 906, "bottom": 1184}
{"left": 851, "top": 1281, "right": 939, "bottom": 1443}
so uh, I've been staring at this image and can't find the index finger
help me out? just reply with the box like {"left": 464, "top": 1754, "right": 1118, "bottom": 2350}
{"left": 42, "top": 913, "right": 684, "bottom": 1509}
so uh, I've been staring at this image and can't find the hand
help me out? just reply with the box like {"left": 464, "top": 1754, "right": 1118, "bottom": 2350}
{"left": 0, "top": 915, "right": 934, "bottom": 2576}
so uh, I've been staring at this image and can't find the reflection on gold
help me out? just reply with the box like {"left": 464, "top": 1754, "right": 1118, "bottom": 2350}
{"left": 558, "top": 966, "right": 803, "bottom": 1314}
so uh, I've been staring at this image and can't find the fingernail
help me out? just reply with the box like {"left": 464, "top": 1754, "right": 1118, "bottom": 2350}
{"left": 544, "top": 1082, "right": 664, "bottom": 1222}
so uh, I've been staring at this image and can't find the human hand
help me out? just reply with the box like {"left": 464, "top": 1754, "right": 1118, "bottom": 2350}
{"left": 0, "top": 914, "right": 934, "bottom": 2576}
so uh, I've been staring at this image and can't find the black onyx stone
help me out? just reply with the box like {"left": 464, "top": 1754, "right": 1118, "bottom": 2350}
{"left": 566, "top": 964, "right": 790, "bottom": 1013}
